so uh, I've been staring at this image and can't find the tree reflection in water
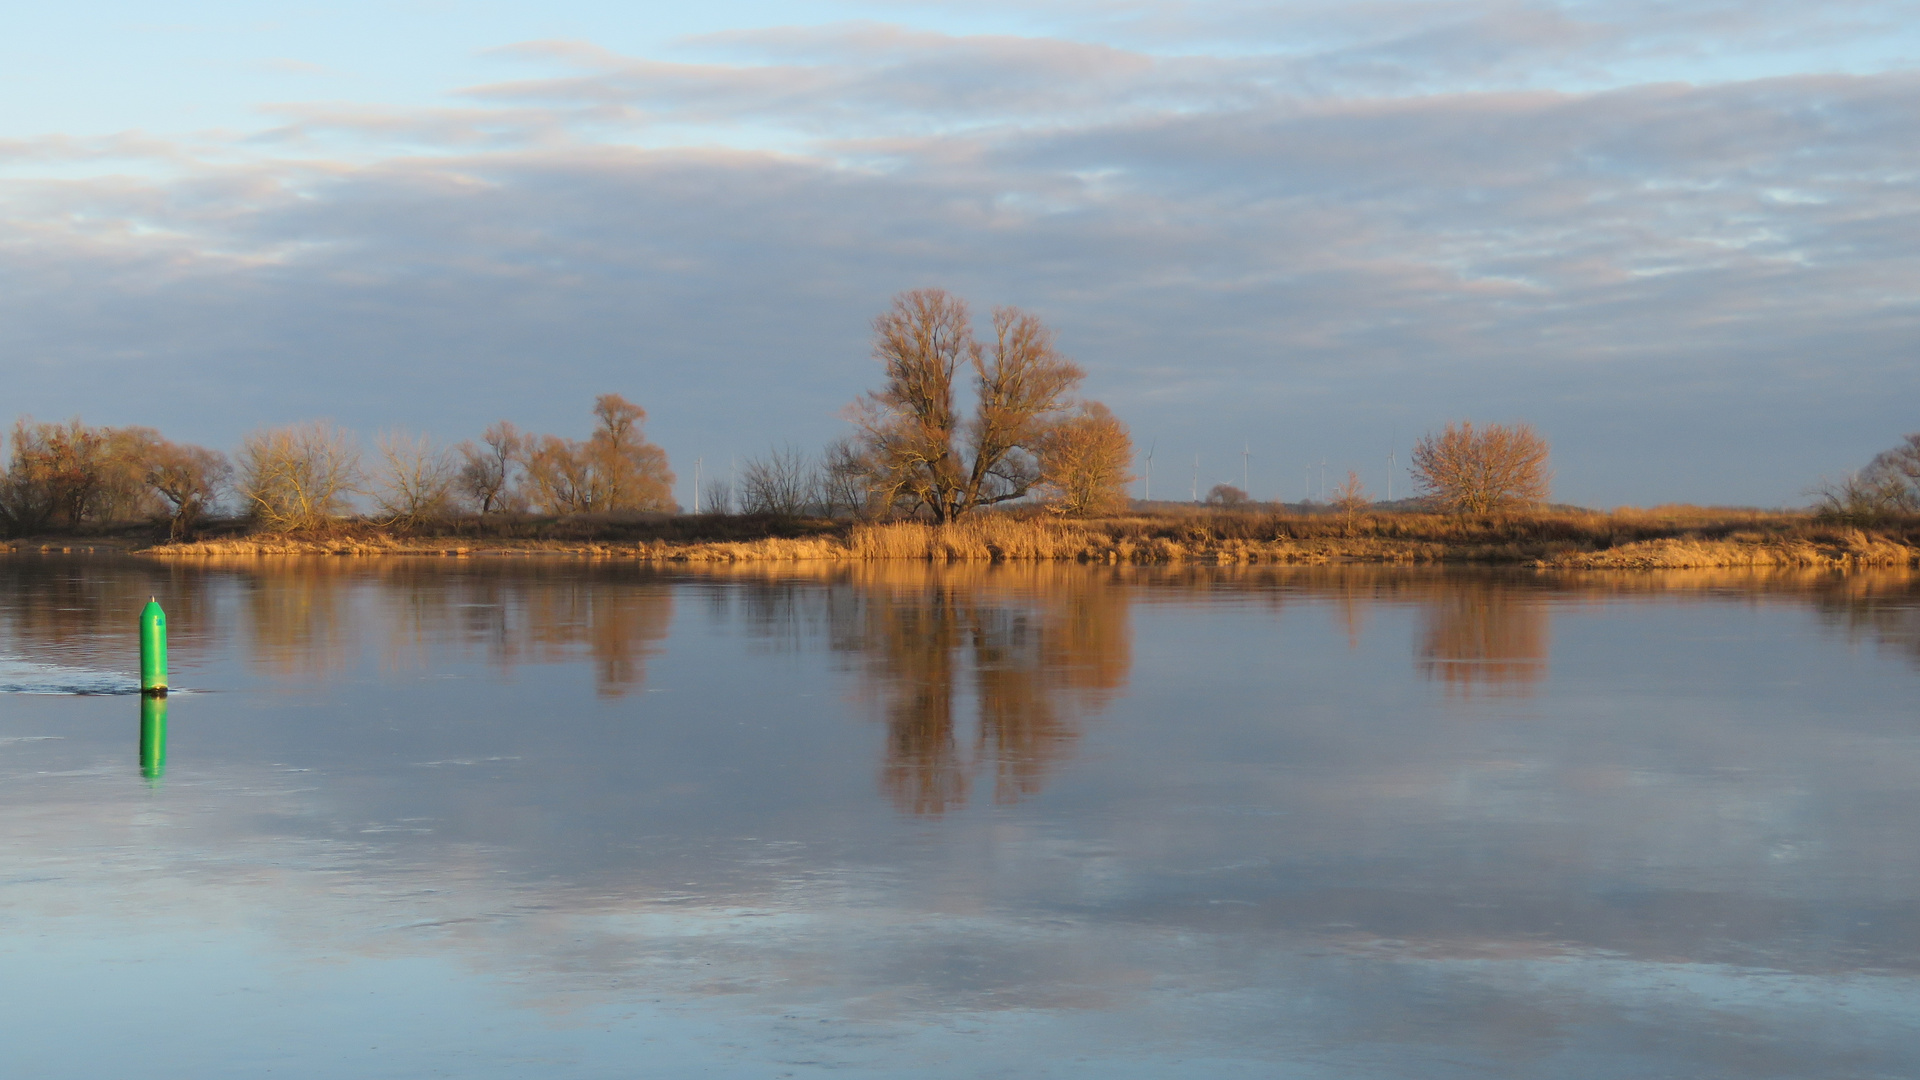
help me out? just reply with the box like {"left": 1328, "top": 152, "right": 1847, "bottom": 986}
{"left": 1415, "top": 579, "right": 1551, "bottom": 697}
{"left": 0, "top": 555, "right": 221, "bottom": 674}
{"left": 854, "top": 566, "right": 1131, "bottom": 814}
{"left": 720, "top": 564, "right": 1132, "bottom": 816}
{"left": 1811, "top": 568, "right": 1920, "bottom": 671}
{"left": 214, "top": 557, "right": 674, "bottom": 696}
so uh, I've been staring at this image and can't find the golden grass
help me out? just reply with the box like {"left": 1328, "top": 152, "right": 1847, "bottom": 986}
{"left": 121, "top": 508, "right": 1920, "bottom": 568}
{"left": 1547, "top": 530, "right": 1915, "bottom": 569}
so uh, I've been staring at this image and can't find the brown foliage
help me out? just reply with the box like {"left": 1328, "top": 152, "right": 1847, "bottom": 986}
{"left": 523, "top": 395, "right": 676, "bottom": 514}
{"left": 1205, "top": 483, "right": 1249, "bottom": 507}
{"left": 3, "top": 419, "right": 95, "bottom": 530}
{"left": 1411, "top": 420, "right": 1551, "bottom": 513}
{"left": 2, "top": 418, "right": 224, "bottom": 535}
{"left": 1034, "top": 401, "right": 1135, "bottom": 516}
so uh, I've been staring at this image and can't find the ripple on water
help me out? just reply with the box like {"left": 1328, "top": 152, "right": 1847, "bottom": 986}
{"left": 0, "top": 657, "right": 142, "bottom": 695}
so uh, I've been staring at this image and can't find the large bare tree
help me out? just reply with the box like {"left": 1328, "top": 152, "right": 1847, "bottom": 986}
{"left": 852, "top": 289, "right": 1085, "bottom": 522}
{"left": 1410, "top": 421, "right": 1551, "bottom": 514}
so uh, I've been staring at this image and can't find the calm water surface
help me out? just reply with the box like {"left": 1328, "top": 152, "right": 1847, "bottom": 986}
{"left": 2, "top": 556, "right": 1919, "bottom": 1078}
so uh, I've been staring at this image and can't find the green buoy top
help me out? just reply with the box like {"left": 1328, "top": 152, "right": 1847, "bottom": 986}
{"left": 140, "top": 597, "right": 167, "bottom": 695}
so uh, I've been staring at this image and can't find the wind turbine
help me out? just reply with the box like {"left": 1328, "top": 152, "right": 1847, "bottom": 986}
{"left": 1191, "top": 455, "right": 1199, "bottom": 503}
{"left": 1144, "top": 440, "right": 1156, "bottom": 502}
{"left": 693, "top": 458, "right": 703, "bottom": 513}
{"left": 1242, "top": 441, "right": 1250, "bottom": 497}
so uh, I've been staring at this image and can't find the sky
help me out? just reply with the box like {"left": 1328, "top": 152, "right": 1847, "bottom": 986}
{"left": 3, "top": 0, "right": 1918, "bottom": 508}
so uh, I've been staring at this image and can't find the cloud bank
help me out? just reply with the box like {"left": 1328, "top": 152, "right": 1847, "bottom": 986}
{"left": 3, "top": 1, "right": 1917, "bottom": 505}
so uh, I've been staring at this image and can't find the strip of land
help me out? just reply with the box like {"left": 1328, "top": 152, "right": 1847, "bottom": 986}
{"left": 14, "top": 509, "right": 1913, "bottom": 568}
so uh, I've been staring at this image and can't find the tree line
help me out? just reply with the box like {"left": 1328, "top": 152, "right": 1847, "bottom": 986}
{"left": 0, "top": 276, "right": 1626, "bottom": 540}
{"left": 0, "top": 289, "right": 1138, "bottom": 538}
{"left": 0, "top": 392, "right": 679, "bottom": 540}
{"left": 43, "top": 279, "right": 1892, "bottom": 537}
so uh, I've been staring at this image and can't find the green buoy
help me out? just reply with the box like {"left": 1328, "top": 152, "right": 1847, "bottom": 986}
{"left": 140, "top": 694, "right": 167, "bottom": 780}
{"left": 140, "top": 598, "right": 167, "bottom": 696}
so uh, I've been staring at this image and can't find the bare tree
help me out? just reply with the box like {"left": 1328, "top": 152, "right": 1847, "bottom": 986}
{"left": 1863, "top": 433, "right": 1920, "bottom": 511}
{"left": 1204, "top": 483, "right": 1249, "bottom": 508}
{"left": 370, "top": 430, "right": 457, "bottom": 528}
{"left": 457, "top": 420, "right": 523, "bottom": 514}
{"left": 700, "top": 476, "right": 734, "bottom": 515}
{"left": 145, "top": 439, "right": 231, "bottom": 540}
{"left": 852, "top": 289, "right": 1084, "bottom": 521}
{"left": 1813, "top": 473, "right": 1904, "bottom": 523}
{"left": 238, "top": 421, "right": 362, "bottom": 531}
{"left": 1410, "top": 421, "right": 1551, "bottom": 514}
{"left": 739, "top": 445, "right": 817, "bottom": 518}
{"left": 1034, "top": 402, "right": 1135, "bottom": 516}
{"left": 1330, "top": 470, "right": 1369, "bottom": 535}
{"left": 819, "top": 435, "right": 882, "bottom": 519}
{"left": 1813, "top": 434, "right": 1920, "bottom": 522}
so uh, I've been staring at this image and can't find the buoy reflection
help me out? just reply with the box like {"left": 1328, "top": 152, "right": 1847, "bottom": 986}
{"left": 139, "top": 693, "right": 167, "bottom": 780}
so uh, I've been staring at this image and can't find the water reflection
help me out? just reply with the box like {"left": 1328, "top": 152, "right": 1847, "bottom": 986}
{"left": 1415, "top": 581, "right": 1551, "bottom": 696}
{"left": 712, "top": 565, "right": 1132, "bottom": 815}
{"left": 1811, "top": 569, "right": 1920, "bottom": 670}
{"left": 138, "top": 694, "right": 166, "bottom": 779}
{"left": 863, "top": 569, "right": 1130, "bottom": 814}
{"left": 241, "top": 559, "right": 359, "bottom": 679}
{"left": 0, "top": 556, "right": 219, "bottom": 675}
{"left": 209, "top": 558, "right": 673, "bottom": 697}
{"left": 1, "top": 558, "right": 1919, "bottom": 1078}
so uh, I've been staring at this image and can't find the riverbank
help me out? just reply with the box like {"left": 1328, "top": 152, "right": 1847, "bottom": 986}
{"left": 64, "top": 510, "right": 1919, "bottom": 568}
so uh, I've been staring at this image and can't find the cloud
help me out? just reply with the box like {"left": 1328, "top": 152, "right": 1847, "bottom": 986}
{"left": 1, "top": 9, "right": 1916, "bottom": 505}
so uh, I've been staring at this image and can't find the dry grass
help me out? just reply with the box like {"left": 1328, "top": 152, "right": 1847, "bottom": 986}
{"left": 1548, "top": 529, "right": 1915, "bottom": 569}
{"left": 117, "top": 505, "right": 1920, "bottom": 568}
